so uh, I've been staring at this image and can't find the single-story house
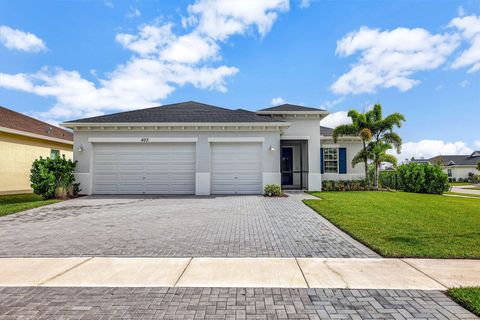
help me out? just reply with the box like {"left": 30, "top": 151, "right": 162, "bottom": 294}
{"left": 61, "top": 101, "right": 364, "bottom": 195}
{"left": 412, "top": 152, "right": 480, "bottom": 181}
{"left": 0, "top": 106, "right": 73, "bottom": 195}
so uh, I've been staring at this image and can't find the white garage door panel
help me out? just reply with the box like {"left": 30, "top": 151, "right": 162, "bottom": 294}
{"left": 93, "top": 143, "right": 195, "bottom": 194}
{"left": 211, "top": 142, "right": 263, "bottom": 195}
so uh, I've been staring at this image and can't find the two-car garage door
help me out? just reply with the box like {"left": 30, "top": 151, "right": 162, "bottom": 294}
{"left": 93, "top": 143, "right": 195, "bottom": 194}
{"left": 92, "top": 141, "right": 263, "bottom": 195}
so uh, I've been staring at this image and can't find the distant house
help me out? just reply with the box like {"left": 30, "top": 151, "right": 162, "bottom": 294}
{"left": 412, "top": 151, "right": 480, "bottom": 181}
{"left": 0, "top": 107, "right": 73, "bottom": 194}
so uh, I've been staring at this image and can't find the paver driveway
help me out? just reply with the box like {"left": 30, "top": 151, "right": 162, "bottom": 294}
{"left": 0, "top": 193, "right": 376, "bottom": 258}
{"left": 0, "top": 287, "right": 476, "bottom": 320}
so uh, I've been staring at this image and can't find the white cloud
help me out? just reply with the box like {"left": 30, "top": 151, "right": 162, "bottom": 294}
{"left": 126, "top": 7, "right": 141, "bottom": 18}
{"left": 450, "top": 14, "right": 480, "bottom": 73}
{"left": 271, "top": 97, "right": 285, "bottom": 105}
{"left": 0, "top": 25, "right": 46, "bottom": 52}
{"left": 331, "top": 26, "right": 459, "bottom": 94}
{"left": 318, "top": 96, "right": 345, "bottom": 109}
{"left": 458, "top": 6, "right": 466, "bottom": 17}
{"left": 475, "top": 140, "right": 480, "bottom": 148}
{"left": 459, "top": 79, "right": 469, "bottom": 87}
{"left": 187, "top": 0, "right": 289, "bottom": 40}
{"left": 320, "top": 111, "right": 352, "bottom": 128}
{"left": 0, "top": 0, "right": 288, "bottom": 121}
{"left": 390, "top": 140, "right": 473, "bottom": 162}
{"left": 299, "top": 0, "right": 311, "bottom": 8}
{"left": 115, "top": 23, "right": 175, "bottom": 56}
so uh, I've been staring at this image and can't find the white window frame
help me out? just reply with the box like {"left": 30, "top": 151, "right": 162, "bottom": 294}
{"left": 323, "top": 148, "right": 339, "bottom": 174}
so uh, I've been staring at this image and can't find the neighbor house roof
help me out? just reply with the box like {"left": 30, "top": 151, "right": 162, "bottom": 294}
{"left": 413, "top": 152, "right": 480, "bottom": 166}
{"left": 0, "top": 106, "right": 73, "bottom": 143}
{"left": 64, "top": 101, "right": 283, "bottom": 124}
{"left": 257, "top": 104, "right": 326, "bottom": 112}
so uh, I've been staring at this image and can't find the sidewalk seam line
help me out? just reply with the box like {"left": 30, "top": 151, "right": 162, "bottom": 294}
{"left": 173, "top": 257, "right": 193, "bottom": 287}
{"left": 400, "top": 259, "right": 448, "bottom": 290}
{"left": 294, "top": 258, "right": 310, "bottom": 288}
{"left": 37, "top": 257, "right": 94, "bottom": 286}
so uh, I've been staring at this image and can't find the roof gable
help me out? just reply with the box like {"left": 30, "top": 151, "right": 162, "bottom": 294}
{"left": 258, "top": 104, "right": 325, "bottom": 112}
{"left": 65, "top": 101, "right": 283, "bottom": 124}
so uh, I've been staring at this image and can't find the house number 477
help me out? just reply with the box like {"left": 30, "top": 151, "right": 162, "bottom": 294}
{"left": 141, "top": 138, "right": 149, "bottom": 143}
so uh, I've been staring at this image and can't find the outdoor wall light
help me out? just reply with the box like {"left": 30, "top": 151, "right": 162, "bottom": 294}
{"left": 269, "top": 145, "right": 276, "bottom": 152}
{"left": 77, "top": 145, "right": 84, "bottom": 152}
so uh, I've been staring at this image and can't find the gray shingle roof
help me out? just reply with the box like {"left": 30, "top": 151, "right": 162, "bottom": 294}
{"left": 320, "top": 126, "right": 334, "bottom": 136}
{"left": 65, "top": 101, "right": 283, "bottom": 123}
{"left": 413, "top": 152, "right": 480, "bottom": 166}
{"left": 258, "top": 104, "right": 325, "bottom": 112}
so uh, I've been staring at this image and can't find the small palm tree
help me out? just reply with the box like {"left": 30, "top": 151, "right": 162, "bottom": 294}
{"left": 333, "top": 110, "right": 373, "bottom": 186}
{"left": 367, "top": 104, "right": 405, "bottom": 188}
{"left": 368, "top": 141, "right": 398, "bottom": 188}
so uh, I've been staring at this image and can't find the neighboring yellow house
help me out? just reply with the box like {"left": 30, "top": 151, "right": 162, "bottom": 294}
{"left": 0, "top": 106, "right": 73, "bottom": 195}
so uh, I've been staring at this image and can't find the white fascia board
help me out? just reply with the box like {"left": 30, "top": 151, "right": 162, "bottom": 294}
{"left": 0, "top": 126, "right": 73, "bottom": 145}
{"left": 281, "top": 136, "right": 310, "bottom": 140}
{"left": 61, "top": 122, "right": 290, "bottom": 128}
{"left": 208, "top": 137, "right": 265, "bottom": 143}
{"left": 88, "top": 137, "right": 198, "bottom": 143}
{"left": 320, "top": 136, "right": 361, "bottom": 141}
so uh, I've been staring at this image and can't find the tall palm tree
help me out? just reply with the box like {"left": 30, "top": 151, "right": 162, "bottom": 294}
{"left": 333, "top": 110, "right": 373, "bottom": 186}
{"left": 367, "top": 104, "right": 405, "bottom": 188}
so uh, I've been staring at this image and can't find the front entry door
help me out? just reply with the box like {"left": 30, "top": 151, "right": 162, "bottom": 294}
{"left": 281, "top": 147, "right": 293, "bottom": 185}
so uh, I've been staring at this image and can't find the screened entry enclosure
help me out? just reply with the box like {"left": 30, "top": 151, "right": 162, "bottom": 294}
{"left": 280, "top": 140, "right": 308, "bottom": 190}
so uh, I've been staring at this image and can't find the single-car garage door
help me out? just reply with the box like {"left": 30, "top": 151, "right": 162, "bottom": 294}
{"left": 93, "top": 143, "right": 195, "bottom": 194}
{"left": 211, "top": 142, "right": 262, "bottom": 194}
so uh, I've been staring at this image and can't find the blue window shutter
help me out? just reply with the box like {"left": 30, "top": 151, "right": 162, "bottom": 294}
{"left": 320, "top": 148, "right": 324, "bottom": 174}
{"left": 339, "top": 148, "right": 347, "bottom": 174}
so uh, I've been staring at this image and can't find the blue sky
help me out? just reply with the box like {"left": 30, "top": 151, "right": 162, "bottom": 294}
{"left": 0, "top": 0, "right": 479, "bottom": 160}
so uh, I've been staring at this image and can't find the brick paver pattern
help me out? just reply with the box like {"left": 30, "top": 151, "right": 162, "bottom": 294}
{"left": 0, "top": 195, "right": 376, "bottom": 258}
{"left": 0, "top": 287, "right": 475, "bottom": 320}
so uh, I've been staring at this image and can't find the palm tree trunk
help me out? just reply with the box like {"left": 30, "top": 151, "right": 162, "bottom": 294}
{"left": 362, "top": 140, "right": 369, "bottom": 187}
{"left": 374, "top": 163, "right": 380, "bottom": 189}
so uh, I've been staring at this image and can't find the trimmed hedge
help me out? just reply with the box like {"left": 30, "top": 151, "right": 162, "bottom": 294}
{"left": 379, "top": 162, "right": 449, "bottom": 194}
{"left": 321, "top": 179, "right": 368, "bottom": 191}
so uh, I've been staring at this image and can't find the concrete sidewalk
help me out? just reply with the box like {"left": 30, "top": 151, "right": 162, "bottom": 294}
{"left": 1, "top": 257, "right": 479, "bottom": 289}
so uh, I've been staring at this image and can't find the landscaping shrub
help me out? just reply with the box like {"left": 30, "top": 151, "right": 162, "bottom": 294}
{"left": 321, "top": 179, "right": 368, "bottom": 191}
{"left": 30, "top": 155, "right": 79, "bottom": 199}
{"left": 468, "top": 172, "right": 480, "bottom": 184}
{"left": 379, "top": 170, "right": 397, "bottom": 189}
{"left": 264, "top": 184, "right": 282, "bottom": 196}
{"left": 393, "top": 162, "right": 449, "bottom": 194}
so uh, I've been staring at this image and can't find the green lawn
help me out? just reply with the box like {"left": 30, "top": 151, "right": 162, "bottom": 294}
{"left": 0, "top": 194, "right": 60, "bottom": 217}
{"left": 304, "top": 191, "right": 480, "bottom": 258}
{"left": 448, "top": 287, "right": 480, "bottom": 317}
{"left": 449, "top": 182, "right": 474, "bottom": 186}
{"left": 446, "top": 192, "right": 480, "bottom": 198}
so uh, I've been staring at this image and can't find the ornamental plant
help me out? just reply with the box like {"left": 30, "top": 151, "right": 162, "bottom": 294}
{"left": 264, "top": 184, "right": 282, "bottom": 197}
{"left": 30, "top": 155, "right": 79, "bottom": 199}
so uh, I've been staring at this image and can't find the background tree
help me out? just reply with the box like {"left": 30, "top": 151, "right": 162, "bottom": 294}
{"left": 477, "top": 161, "right": 480, "bottom": 172}
{"left": 333, "top": 110, "right": 373, "bottom": 186}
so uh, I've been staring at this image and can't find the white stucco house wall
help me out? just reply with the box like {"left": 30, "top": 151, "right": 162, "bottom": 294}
{"left": 413, "top": 151, "right": 480, "bottom": 181}
{"left": 61, "top": 101, "right": 364, "bottom": 195}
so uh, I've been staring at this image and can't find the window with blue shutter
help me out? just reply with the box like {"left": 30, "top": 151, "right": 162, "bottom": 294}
{"left": 320, "top": 148, "right": 324, "bottom": 174}
{"left": 339, "top": 148, "right": 347, "bottom": 174}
